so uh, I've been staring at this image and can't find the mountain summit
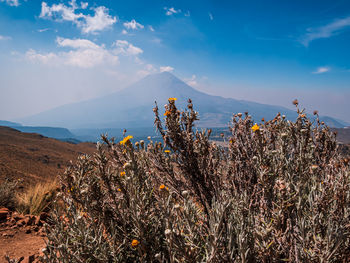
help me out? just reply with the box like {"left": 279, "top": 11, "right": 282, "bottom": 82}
{"left": 19, "top": 72, "right": 347, "bottom": 128}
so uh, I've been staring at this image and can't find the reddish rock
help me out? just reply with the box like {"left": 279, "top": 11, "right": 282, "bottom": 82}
{"left": 16, "top": 219, "right": 26, "bottom": 227}
{"left": 39, "top": 212, "right": 49, "bottom": 222}
{"left": 13, "top": 212, "right": 24, "bottom": 221}
{"left": 34, "top": 216, "right": 41, "bottom": 226}
{"left": 24, "top": 215, "right": 36, "bottom": 225}
{"left": 0, "top": 210, "right": 8, "bottom": 221}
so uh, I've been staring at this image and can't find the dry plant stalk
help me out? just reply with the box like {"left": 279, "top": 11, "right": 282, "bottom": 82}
{"left": 42, "top": 99, "right": 350, "bottom": 262}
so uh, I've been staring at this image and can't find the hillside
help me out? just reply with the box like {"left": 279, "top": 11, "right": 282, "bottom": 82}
{"left": 18, "top": 72, "right": 347, "bottom": 129}
{"left": 0, "top": 126, "right": 95, "bottom": 188}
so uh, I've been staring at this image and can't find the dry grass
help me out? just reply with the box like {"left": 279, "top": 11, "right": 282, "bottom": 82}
{"left": 16, "top": 180, "right": 58, "bottom": 215}
{"left": 0, "top": 179, "right": 17, "bottom": 209}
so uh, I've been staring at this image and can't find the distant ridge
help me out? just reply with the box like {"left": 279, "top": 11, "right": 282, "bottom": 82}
{"left": 18, "top": 72, "right": 348, "bottom": 128}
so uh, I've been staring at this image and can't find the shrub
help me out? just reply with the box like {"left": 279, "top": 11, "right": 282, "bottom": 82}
{"left": 42, "top": 99, "right": 350, "bottom": 262}
{"left": 0, "top": 179, "right": 17, "bottom": 209}
{"left": 16, "top": 180, "right": 58, "bottom": 215}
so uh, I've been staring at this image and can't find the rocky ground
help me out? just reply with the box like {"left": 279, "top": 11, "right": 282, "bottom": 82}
{"left": 0, "top": 207, "right": 49, "bottom": 263}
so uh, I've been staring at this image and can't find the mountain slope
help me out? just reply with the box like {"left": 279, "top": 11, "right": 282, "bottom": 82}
{"left": 0, "top": 126, "right": 95, "bottom": 188}
{"left": 18, "top": 72, "right": 347, "bottom": 128}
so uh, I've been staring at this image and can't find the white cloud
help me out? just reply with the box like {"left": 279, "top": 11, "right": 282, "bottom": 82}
{"left": 185, "top": 75, "right": 198, "bottom": 87}
{"left": 115, "top": 40, "right": 143, "bottom": 56}
{"left": 184, "top": 11, "right": 190, "bottom": 17}
{"left": 0, "top": 0, "right": 19, "bottom": 6}
{"left": 160, "top": 66, "right": 174, "bottom": 72}
{"left": 83, "top": 6, "right": 117, "bottom": 34}
{"left": 25, "top": 49, "right": 59, "bottom": 64}
{"left": 301, "top": 16, "right": 350, "bottom": 46}
{"left": 164, "top": 7, "right": 181, "bottom": 16}
{"left": 26, "top": 37, "right": 119, "bottom": 68}
{"left": 137, "top": 64, "right": 157, "bottom": 77}
{"left": 121, "top": 29, "right": 128, "bottom": 35}
{"left": 149, "top": 25, "right": 155, "bottom": 32}
{"left": 123, "top": 19, "right": 144, "bottom": 30}
{"left": 39, "top": 1, "right": 117, "bottom": 34}
{"left": 56, "top": 37, "right": 99, "bottom": 49}
{"left": 312, "top": 67, "right": 331, "bottom": 74}
{"left": 209, "top": 13, "right": 214, "bottom": 21}
{"left": 80, "top": 2, "right": 88, "bottom": 9}
{"left": 0, "top": 35, "right": 11, "bottom": 40}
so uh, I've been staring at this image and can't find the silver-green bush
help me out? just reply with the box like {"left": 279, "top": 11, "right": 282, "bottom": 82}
{"left": 42, "top": 99, "right": 350, "bottom": 262}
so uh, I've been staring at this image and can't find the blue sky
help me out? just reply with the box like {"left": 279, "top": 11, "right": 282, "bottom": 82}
{"left": 0, "top": 0, "right": 349, "bottom": 122}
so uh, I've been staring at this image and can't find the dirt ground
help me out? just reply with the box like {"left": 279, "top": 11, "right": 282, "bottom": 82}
{"left": 0, "top": 228, "right": 45, "bottom": 263}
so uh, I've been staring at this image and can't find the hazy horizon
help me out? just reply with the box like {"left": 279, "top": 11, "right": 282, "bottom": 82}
{"left": 0, "top": 0, "right": 349, "bottom": 123}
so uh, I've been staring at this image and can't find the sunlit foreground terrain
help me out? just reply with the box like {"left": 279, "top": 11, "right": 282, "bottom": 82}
{"left": 4, "top": 99, "right": 350, "bottom": 262}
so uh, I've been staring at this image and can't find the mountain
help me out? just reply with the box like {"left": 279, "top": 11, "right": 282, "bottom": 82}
{"left": 12, "top": 126, "right": 76, "bottom": 139}
{"left": 0, "top": 120, "right": 22, "bottom": 127}
{"left": 18, "top": 72, "right": 347, "bottom": 128}
{"left": 0, "top": 126, "right": 95, "bottom": 188}
{"left": 0, "top": 120, "right": 78, "bottom": 141}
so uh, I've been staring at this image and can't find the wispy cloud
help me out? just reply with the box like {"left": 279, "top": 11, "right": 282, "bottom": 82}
{"left": 312, "top": 66, "right": 331, "bottom": 74}
{"left": 184, "top": 75, "right": 198, "bottom": 87}
{"left": 160, "top": 66, "right": 174, "bottom": 72}
{"left": 123, "top": 19, "right": 144, "bottom": 30}
{"left": 301, "top": 16, "right": 350, "bottom": 46}
{"left": 114, "top": 40, "right": 143, "bottom": 56}
{"left": 164, "top": 7, "right": 181, "bottom": 16}
{"left": 208, "top": 13, "right": 214, "bottom": 21}
{"left": 39, "top": 1, "right": 117, "bottom": 34}
{"left": 148, "top": 25, "right": 155, "bottom": 32}
{"left": 0, "top": 0, "right": 19, "bottom": 7}
{"left": 0, "top": 35, "right": 11, "bottom": 40}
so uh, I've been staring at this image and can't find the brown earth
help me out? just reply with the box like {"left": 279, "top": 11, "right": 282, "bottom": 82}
{"left": 0, "top": 126, "right": 97, "bottom": 262}
{"left": 0, "top": 207, "right": 48, "bottom": 263}
{"left": 0, "top": 126, "right": 96, "bottom": 188}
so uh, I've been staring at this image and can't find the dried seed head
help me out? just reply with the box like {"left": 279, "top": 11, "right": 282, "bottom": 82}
{"left": 281, "top": 133, "right": 288, "bottom": 138}
{"left": 237, "top": 112, "right": 242, "bottom": 117}
{"left": 311, "top": 165, "right": 318, "bottom": 171}
{"left": 165, "top": 229, "right": 172, "bottom": 235}
{"left": 292, "top": 99, "right": 299, "bottom": 106}
{"left": 123, "top": 162, "right": 131, "bottom": 169}
{"left": 182, "top": 190, "right": 189, "bottom": 197}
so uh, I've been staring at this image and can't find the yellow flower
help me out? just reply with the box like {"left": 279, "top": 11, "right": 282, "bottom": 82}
{"left": 159, "top": 184, "right": 169, "bottom": 191}
{"left": 117, "top": 188, "right": 121, "bottom": 192}
{"left": 164, "top": 150, "right": 171, "bottom": 153}
{"left": 164, "top": 110, "right": 171, "bottom": 116}
{"left": 168, "top": 98, "right": 177, "bottom": 101}
{"left": 251, "top": 123, "right": 260, "bottom": 132}
{"left": 120, "top": 171, "right": 126, "bottom": 177}
{"left": 120, "top": 135, "right": 133, "bottom": 145}
{"left": 131, "top": 239, "right": 139, "bottom": 247}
